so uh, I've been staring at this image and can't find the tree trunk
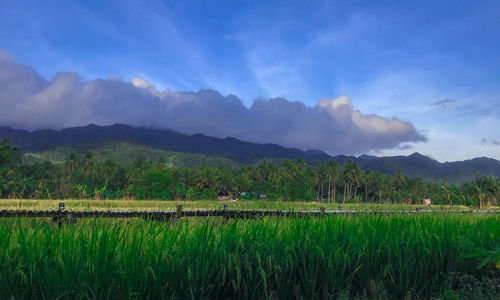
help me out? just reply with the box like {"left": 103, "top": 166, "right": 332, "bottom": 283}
{"left": 354, "top": 186, "right": 358, "bottom": 203}
{"left": 321, "top": 183, "right": 324, "bottom": 202}
{"left": 333, "top": 179, "right": 336, "bottom": 203}
{"left": 348, "top": 182, "right": 352, "bottom": 202}
{"left": 343, "top": 184, "right": 347, "bottom": 203}
{"left": 327, "top": 179, "right": 331, "bottom": 203}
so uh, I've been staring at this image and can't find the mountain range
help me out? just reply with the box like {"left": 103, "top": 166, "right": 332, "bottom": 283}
{"left": 1, "top": 124, "right": 499, "bottom": 184}
{"left": 0, "top": 124, "right": 330, "bottom": 163}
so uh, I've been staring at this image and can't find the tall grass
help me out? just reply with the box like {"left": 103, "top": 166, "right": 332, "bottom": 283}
{"left": 0, "top": 214, "right": 498, "bottom": 299}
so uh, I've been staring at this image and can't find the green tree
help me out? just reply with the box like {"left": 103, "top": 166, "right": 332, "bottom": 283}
{"left": 82, "top": 151, "right": 97, "bottom": 176}
{"left": 0, "top": 139, "right": 22, "bottom": 168}
{"left": 101, "top": 159, "right": 119, "bottom": 186}
{"left": 342, "top": 160, "right": 361, "bottom": 203}
{"left": 317, "top": 165, "right": 327, "bottom": 202}
{"left": 64, "top": 153, "right": 80, "bottom": 174}
{"left": 441, "top": 178, "right": 455, "bottom": 205}
{"left": 326, "top": 159, "right": 339, "bottom": 202}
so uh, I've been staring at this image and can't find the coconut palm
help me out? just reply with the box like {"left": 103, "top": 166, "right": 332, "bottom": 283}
{"left": 441, "top": 178, "right": 455, "bottom": 205}
{"left": 101, "top": 159, "right": 119, "bottom": 186}
{"left": 64, "top": 153, "right": 80, "bottom": 174}
{"left": 326, "top": 159, "right": 339, "bottom": 202}
{"left": 342, "top": 159, "right": 361, "bottom": 203}
{"left": 317, "top": 164, "right": 327, "bottom": 202}
{"left": 82, "top": 151, "right": 97, "bottom": 176}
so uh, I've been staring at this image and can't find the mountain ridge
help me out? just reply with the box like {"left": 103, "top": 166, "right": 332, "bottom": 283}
{"left": 1, "top": 124, "right": 499, "bottom": 183}
{"left": 0, "top": 124, "right": 331, "bottom": 163}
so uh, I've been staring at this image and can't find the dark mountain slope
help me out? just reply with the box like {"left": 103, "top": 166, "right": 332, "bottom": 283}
{"left": 345, "top": 153, "right": 500, "bottom": 184}
{"left": 1, "top": 124, "right": 499, "bottom": 183}
{"left": 0, "top": 124, "right": 331, "bottom": 164}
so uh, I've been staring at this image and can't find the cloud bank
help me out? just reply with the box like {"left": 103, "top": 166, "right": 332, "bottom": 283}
{"left": 0, "top": 49, "right": 425, "bottom": 154}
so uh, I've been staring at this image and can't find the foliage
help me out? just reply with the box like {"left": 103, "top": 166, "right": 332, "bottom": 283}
{"left": 23, "top": 141, "right": 241, "bottom": 169}
{"left": 0, "top": 199, "right": 470, "bottom": 212}
{"left": 0, "top": 139, "right": 498, "bottom": 205}
{"left": 0, "top": 215, "right": 499, "bottom": 299}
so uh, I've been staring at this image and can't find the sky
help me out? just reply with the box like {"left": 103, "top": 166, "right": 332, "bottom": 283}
{"left": 0, "top": 0, "right": 499, "bottom": 161}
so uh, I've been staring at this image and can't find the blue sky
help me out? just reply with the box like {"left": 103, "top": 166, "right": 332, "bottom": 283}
{"left": 0, "top": 0, "right": 499, "bottom": 161}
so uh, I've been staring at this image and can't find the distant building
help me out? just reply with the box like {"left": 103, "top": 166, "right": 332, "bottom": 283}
{"left": 259, "top": 194, "right": 267, "bottom": 199}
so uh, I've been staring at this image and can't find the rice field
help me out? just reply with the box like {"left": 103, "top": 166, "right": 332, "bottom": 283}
{"left": 1, "top": 214, "right": 499, "bottom": 299}
{"left": 0, "top": 199, "right": 471, "bottom": 212}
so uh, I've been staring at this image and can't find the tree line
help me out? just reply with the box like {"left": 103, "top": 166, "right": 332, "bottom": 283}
{"left": 1, "top": 139, "right": 498, "bottom": 207}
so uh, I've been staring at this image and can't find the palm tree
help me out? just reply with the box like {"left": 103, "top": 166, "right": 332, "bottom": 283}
{"left": 294, "top": 158, "right": 306, "bottom": 172}
{"left": 474, "top": 174, "right": 497, "bottom": 209}
{"left": 326, "top": 159, "right": 339, "bottom": 202}
{"left": 82, "top": 151, "right": 97, "bottom": 176}
{"left": 268, "top": 164, "right": 283, "bottom": 198}
{"left": 363, "top": 169, "right": 373, "bottom": 202}
{"left": 342, "top": 168, "right": 349, "bottom": 203}
{"left": 101, "top": 159, "right": 119, "bottom": 186}
{"left": 64, "top": 153, "right": 80, "bottom": 174}
{"left": 342, "top": 160, "right": 361, "bottom": 203}
{"left": 317, "top": 165, "right": 327, "bottom": 202}
{"left": 304, "top": 166, "right": 318, "bottom": 200}
{"left": 282, "top": 160, "right": 298, "bottom": 182}
{"left": 441, "top": 178, "right": 454, "bottom": 206}
{"left": 352, "top": 166, "right": 362, "bottom": 203}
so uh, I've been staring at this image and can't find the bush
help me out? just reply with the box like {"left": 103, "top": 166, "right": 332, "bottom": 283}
{"left": 201, "top": 188, "right": 218, "bottom": 200}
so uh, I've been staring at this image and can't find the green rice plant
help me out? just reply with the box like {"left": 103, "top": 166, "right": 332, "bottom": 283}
{"left": 0, "top": 214, "right": 498, "bottom": 299}
{"left": 0, "top": 198, "right": 469, "bottom": 212}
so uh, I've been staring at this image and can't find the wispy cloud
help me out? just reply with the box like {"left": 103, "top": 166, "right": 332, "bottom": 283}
{"left": 1, "top": 1, "right": 498, "bottom": 161}
{"left": 397, "top": 144, "right": 413, "bottom": 150}
{"left": 311, "top": 11, "right": 382, "bottom": 49}
{"left": 481, "top": 138, "right": 500, "bottom": 146}
{"left": 431, "top": 98, "right": 455, "bottom": 108}
{"left": 225, "top": 5, "right": 382, "bottom": 103}
{"left": 226, "top": 16, "right": 306, "bottom": 101}
{"left": 454, "top": 104, "right": 493, "bottom": 117}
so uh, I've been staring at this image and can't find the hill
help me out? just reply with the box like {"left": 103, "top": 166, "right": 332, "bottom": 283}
{"left": 22, "top": 141, "right": 240, "bottom": 169}
{"left": 1, "top": 124, "right": 499, "bottom": 183}
{"left": 348, "top": 153, "right": 500, "bottom": 184}
{"left": 0, "top": 124, "right": 330, "bottom": 164}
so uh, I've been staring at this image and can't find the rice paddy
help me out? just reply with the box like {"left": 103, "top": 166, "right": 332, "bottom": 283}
{"left": 0, "top": 213, "right": 499, "bottom": 299}
{"left": 0, "top": 199, "right": 471, "bottom": 212}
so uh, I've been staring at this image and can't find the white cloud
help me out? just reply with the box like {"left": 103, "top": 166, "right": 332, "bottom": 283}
{"left": 342, "top": 69, "right": 500, "bottom": 161}
{"left": 0, "top": 50, "right": 426, "bottom": 155}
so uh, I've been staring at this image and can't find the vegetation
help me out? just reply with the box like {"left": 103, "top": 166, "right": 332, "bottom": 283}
{"left": 0, "top": 123, "right": 330, "bottom": 164}
{"left": 1, "top": 139, "right": 499, "bottom": 207}
{"left": 4, "top": 124, "right": 500, "bottom": 184}
{"left": 23, "top": 141, "right": 240, "bottom": 169}
{"left": 0, "top": 215, "right": 499, "bottom": 299}
{"left": 2, "top": 138, "right": 500, "bottom": 299}
{"left": 0, "top": 199, "right": 469, "bottom": 212}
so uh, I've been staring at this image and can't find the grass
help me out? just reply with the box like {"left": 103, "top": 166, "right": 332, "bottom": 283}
{"left": 0, "top": 214, "right": 499, "bottom": 299}
{"left": 0, "top": 199, "right": 472, "bottom": 212}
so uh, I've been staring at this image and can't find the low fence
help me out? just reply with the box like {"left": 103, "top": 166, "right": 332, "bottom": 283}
{"left": 0, "top": 203, "right": 499, "bottom": 224}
